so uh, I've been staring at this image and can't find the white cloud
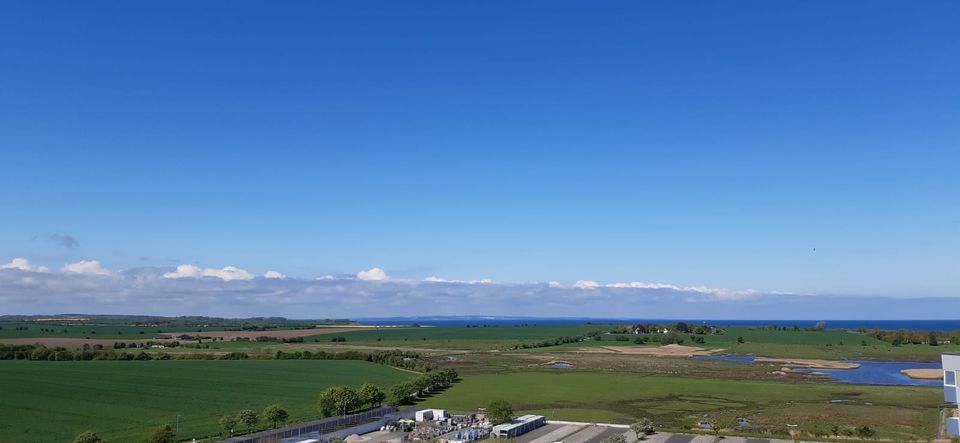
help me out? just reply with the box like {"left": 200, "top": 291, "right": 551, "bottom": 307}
{"left": 605, "top": 281, "right": 681, "bottom": 290}
{"left": 61, "top": 260, "right": 112, "bottom": 275}
{"left": 424, "top": 276, "right": 493, "bottom": 284}
{"left": 574, "top": 280, "right": 600, "bottom": 290}
{"left": 357, "top": 267, "right": 389, "bottom": 281}
{"left": 0, "top": 256, "right": 802, "bottom": 318}
{"left": 164, "top": 264, "right": 254, "bottom": 281}
{"left": 263, "top": 271, "right": 286, "bottom": 279}
{"left": 1, "top": 258, "right": 50, "bottom": 273}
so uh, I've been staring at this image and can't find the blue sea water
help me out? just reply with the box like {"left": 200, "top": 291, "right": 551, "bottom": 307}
{"left": 356, "top": 317, "right": 960, "bottom": 331}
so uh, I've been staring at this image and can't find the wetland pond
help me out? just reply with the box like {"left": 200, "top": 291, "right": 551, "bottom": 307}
{"left": 695, "top": 355, "right": 942, "bottom": 386}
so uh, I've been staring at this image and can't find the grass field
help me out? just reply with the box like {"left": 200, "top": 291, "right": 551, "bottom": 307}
{"left": 424, "top": 371, "right": 942, "bottom": 440}
{"left": 300, "top": 324, "right": 615, "bottom": 350}
{"left": 0, "top": 321, "right": 233, "bottom": 339}
{"left": 548, "top": 326, "right": 958, "bottom": 361}
{"left": 6, "top": 320, "right": 956, "bottom": 361}
{"left": 0, "top": 360, "right": 414, "bottom": 443}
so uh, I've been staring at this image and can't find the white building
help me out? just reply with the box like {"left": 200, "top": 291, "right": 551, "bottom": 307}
{"left": 943, "top": 353, "right": 959, "bottom": 436}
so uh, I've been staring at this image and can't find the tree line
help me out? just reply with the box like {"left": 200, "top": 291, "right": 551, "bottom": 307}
{"left": 866, "top": 328, "right": 952, "bottom": 346}
{"left": 0, "top": 345, "right": 438, "bottom": 372}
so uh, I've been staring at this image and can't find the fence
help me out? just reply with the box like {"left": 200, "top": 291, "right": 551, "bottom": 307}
{"left": 216, "top": 406, "right": 398, "bottom": 443}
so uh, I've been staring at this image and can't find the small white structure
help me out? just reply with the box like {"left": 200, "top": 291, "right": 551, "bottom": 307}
{"left": 415, "top": 409, "right": 448, "bottom": 422}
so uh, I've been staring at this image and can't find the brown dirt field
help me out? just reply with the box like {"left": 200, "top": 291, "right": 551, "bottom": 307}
{"left": 754, "top": 357, "right": 860, "bottom": 369}
{"left": 576, "top": 344, "right": 724, "bottom": 356}
{"left": 902, "top": 368, "right": 943, "bottom": 379}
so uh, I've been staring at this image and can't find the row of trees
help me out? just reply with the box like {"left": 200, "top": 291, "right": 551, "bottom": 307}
{"left": 867, "top": 328, "right": 953, "bottom": 346}
{"left": 629, "top": 322, "right": 720, "bottom": 335}
{"left": 0, "top": 344, "right": 255, "bottom": 361}
{"left": 389, "top": 368, "right": 459, "bottom": 405}
{"left": 274, "top": 349, "right": 436, "bottom": 372}
{"left": 1, "top": 346, "right": 438, "bottom": 373}
{"left": 219, "top": 404, "right": 289, "bottom": 436}
{"left": 73, "top": 425, "right": 177, "bottom": 443}
{"left": 318, "top": 383, "right": 388, "bottom": 417}
{"left": 509, "top": 332, "right": 603, "bottom": 350}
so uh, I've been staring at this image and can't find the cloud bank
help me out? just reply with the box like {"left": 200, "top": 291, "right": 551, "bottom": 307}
{"left": 0, "top": 257, "right": 956, "bottom": 319}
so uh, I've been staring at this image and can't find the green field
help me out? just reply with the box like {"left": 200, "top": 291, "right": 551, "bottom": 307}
{"left": 0, "top": 360, "right": 414, "bottom": 443}
{"left": 545, "top": 326, "right": 958, "bottom": 361}
{"left": 0, "top": 322, "right": 230, "bottom": 339}
{"left": 425, "top": 371, "right": 942, "bottom": 440}
{"left": 302, "top": 324, "right": 614, "bottom": 350}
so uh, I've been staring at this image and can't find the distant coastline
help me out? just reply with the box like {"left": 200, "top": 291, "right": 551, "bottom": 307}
{"left": 355, "top": 316, "right": 960, "bottom": 331}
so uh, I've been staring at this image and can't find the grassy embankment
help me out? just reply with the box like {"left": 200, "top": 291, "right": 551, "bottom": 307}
{"left": 0, "top": 360, "right": 414, "bottom": 443}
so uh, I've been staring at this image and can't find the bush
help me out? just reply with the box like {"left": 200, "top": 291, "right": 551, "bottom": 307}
{"left": 602, "top": 435, "right": 626, "bottom": 443}
{"left": 73, "top": 431, "right": 106, "bottom": 443}
{"left": 143, "top": 425, "right": 175, "bottom": 443}
{"left": 487, "top": 400, "right": 513, "bottom": 425}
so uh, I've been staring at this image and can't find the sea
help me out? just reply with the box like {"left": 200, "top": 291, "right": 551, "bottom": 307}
{"left": 355, "top": 317, "right": 960, "bottom": 331}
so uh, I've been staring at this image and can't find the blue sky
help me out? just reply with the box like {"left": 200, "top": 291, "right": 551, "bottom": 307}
{"left": 1, "top": 2, "right": 958, "bottom": 317}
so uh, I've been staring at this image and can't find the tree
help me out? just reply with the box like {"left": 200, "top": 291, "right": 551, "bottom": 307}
{"left": 237, "top": 409, "right": 259, "bottom": 432}
{"left": 263, "top": 404, "right": 289, "bottom": 428}
{"left": 73, "top": 431, "right": 106, "bottom": 443}
{"left": 219, "top": 414, "right": 238, "bottom": 436}
{"left": 660, "top": 330, "right": 683, "bottom": 345}
{"left": 736, "top": 336, "right": 744, "bottom": 344}
{"left": 413, "top": 376, "right": 432, "bottom": 396}
{"left": 929, "top": 331, "right": 939, "bottom": 346}
{"left": 318, "top": 386, "right": 360, "bottom": 417}
{"left": 143, "top": 425, "right": 176, "bottom": 443}
{"left": 487, "top": 400, "right": 514, "bottom": 425}
{"left": 630, "top": 418, "right": 655, "bottom": 439}
{"left": 856, "top": 425, "right": 876, "bottom": 438}
{"left": 358, "top": 383, "right": 386, "bottom": 408}
{"left": 389, "top": 382, "right": 413, "bottom": 406}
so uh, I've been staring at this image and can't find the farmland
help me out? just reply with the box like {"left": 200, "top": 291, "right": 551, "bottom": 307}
{"left": 424, "top": 371, "right": 942, "bottom": 441}
{"left": 301, "top": 324, "right": 613, "bottom": 350}
{"left": 543, "top": 326, "right": 959, "bottom": 361}
{"left": 1, "top": 319, "right": 954, "bottom": 442}
{"left": 0, "top": 360, "right": 414, "bottom": 443}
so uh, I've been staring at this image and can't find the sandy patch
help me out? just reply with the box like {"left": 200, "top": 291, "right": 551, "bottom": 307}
{"left": 754, "top": 357, "right": 860, "bottom": 369}
{"left": 577, "top": 344, "right": 723, "bottom": 357}
{"left": 902, "top": 368, "right": 943, "bottom": 380}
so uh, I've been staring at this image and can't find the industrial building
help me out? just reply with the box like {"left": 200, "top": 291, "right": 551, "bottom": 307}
{"left": 492, "top": 415, "right": 545, "bottom": 438}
